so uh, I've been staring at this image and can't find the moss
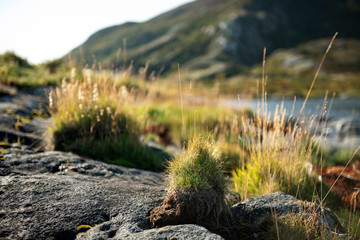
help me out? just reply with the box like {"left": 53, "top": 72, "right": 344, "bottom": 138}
{"left": 76, "top": 225, "right": 91, "bottom": 232}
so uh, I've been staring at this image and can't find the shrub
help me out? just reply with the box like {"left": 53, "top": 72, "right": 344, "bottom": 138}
{"left": 0, "top": 51, "right": 32, "bottom": 68}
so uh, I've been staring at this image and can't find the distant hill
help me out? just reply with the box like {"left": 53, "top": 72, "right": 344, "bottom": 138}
{"left": 66, "top": 0, "right": 360, "bottom": 80}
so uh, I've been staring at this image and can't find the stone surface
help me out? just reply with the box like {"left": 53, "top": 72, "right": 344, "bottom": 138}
{"left": 0, "top": 92, "right": 47, "bottom": 117}
{"left": 77, "top": 224, "right": 224, "bottom": 240}
{"left": 0, "top": 146, "right": 224, "bottom": 240}
{"left": 0, "top": 89, "right": 49, "bottom": 150}
{"left": 231, "top": 192, "right": 346, "bottom": 235}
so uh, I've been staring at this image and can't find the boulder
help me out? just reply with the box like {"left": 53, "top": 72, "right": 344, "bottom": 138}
{"left": 77, "top": 224, "right": 224, "bottom": 240}
{"left": 231, "top": 192, "right": 347, "bottom": 236}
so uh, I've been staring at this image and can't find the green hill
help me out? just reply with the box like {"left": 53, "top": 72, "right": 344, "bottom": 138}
{"left": 66, "top": 0, "right": 360, "bottom": 80}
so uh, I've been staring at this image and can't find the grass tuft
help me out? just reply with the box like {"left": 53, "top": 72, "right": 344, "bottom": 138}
{"left": 231, "top": 105, "right": 317, "bottom": 200}
{"left": 167, "top": 135, "right": 226, "bottom": 195}
{"left": 47, "top": 73, "right": 165, "bottom": 171}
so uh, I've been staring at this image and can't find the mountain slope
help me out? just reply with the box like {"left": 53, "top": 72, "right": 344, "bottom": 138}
{"left": 66, "top": 0, "right": 360, "bottom": 78}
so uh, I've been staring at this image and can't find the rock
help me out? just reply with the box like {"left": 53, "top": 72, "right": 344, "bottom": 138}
{"left": 0, "top": 146, "right": 225, "bottom": 240}
{"left": 0, "top": 146, "right": 166, "bottom": 239}
{"left": 0, "top": 93, "right": 47, "bottom": 117}
{"left": 0, "top": 89, "right": 50, "bottom": 151}
{"left": 231, "top": 192, "right": 346, "bottom": 236}
{"left": 141, "top": 138, "right": 174, "bottom": 161}
{"left": 77, "top": 224, "right": 224, "bottom": 240}
{"left": 0, "top": 128, "right": 42, "bottom": 148}
{"left": 0, "top": 84, "right": 17, "bottom": 96}
{"left": 0, "top": 113, "right": 46, "bottom": 150}
{"left": 0, "top": 113, "right": 17, "bottom": 128}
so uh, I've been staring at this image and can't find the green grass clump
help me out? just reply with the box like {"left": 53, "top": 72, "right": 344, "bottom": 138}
{"left": 47, "top": 75, "right": 165, "bottom": 171}
{"left": 167, "top": 136, "right": 226, "bottom": 195}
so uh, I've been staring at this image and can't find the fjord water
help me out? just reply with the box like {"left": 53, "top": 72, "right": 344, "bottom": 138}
{"left": 226, "top": 97, "right": 360, "bottom": 152}
{"left": 227, "top": 98, "right": 360, "bottom": 119}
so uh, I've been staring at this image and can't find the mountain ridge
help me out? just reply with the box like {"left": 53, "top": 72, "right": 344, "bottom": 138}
{"left": 66, "top": 0, "right": 360, "bottom": 79}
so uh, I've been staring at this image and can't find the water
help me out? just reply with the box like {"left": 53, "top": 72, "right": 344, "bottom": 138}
{"left": 225, "top": 97, "right": 360, "bottom": 119}
{"left": 225, "top": 97, "right": 360, "bottom": 152}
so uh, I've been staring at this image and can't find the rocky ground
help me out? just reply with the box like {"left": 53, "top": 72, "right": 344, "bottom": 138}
{"left": 0, "top": 146, "right": 347, "bottom": 240}
{"left": 0, "top": 88, "right": 352, "bottom": 239}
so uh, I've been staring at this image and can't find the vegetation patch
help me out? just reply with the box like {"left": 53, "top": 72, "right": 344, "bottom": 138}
{"left": 256, "top": 213, "right": 334, "bottom": 240}
{"left": 231, "top": 105, "right": 318, "bottom": 201}
{"left": 149, "top": 136, "right": 253, "bottom": 239}
{"left": 166, "top": 136, "right": 226, "bottom": 194}
{"left": 0, "top": 51, "right": 66, "bottom": 88}
{"left": 47, "top": 75, "right": 165, "bottom": 171}
{"left": 143, "top": 103, "right": 251, "bottom": 147}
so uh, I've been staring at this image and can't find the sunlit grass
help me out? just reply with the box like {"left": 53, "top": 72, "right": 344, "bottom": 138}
{"left": 167, "top": 135, "right": 226, "bottom": 195}
{"left": 47, "top": 71, "right": 165, "bottom": 170}
{"left": 231, "top": 102, "right": 317, "bottom": 200}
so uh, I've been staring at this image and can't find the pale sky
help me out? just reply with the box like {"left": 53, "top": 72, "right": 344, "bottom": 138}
{"left": 0, "top": 0, "right": 194, "bottom": 64}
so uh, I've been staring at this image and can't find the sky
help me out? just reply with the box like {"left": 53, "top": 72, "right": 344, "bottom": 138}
{"left": 0, "top": 0, "right": 194, "bottom": 64}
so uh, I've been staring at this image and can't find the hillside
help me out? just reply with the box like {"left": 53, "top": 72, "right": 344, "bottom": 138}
{"left": 66, "top": 0, "right": 360, "bottom": 80}
{"left": 222, "top": 38, "right": 360, "bottom": 97}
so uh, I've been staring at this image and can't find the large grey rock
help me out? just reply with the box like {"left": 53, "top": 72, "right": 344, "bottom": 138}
{"left": 231, "top": 192, "right": 346, "bottom": 236}
{"left": 77, "top": 224, "right": 224, "bottom": 240}
{"left": 0, "top": 146, "right": 223, "bottom": 240}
